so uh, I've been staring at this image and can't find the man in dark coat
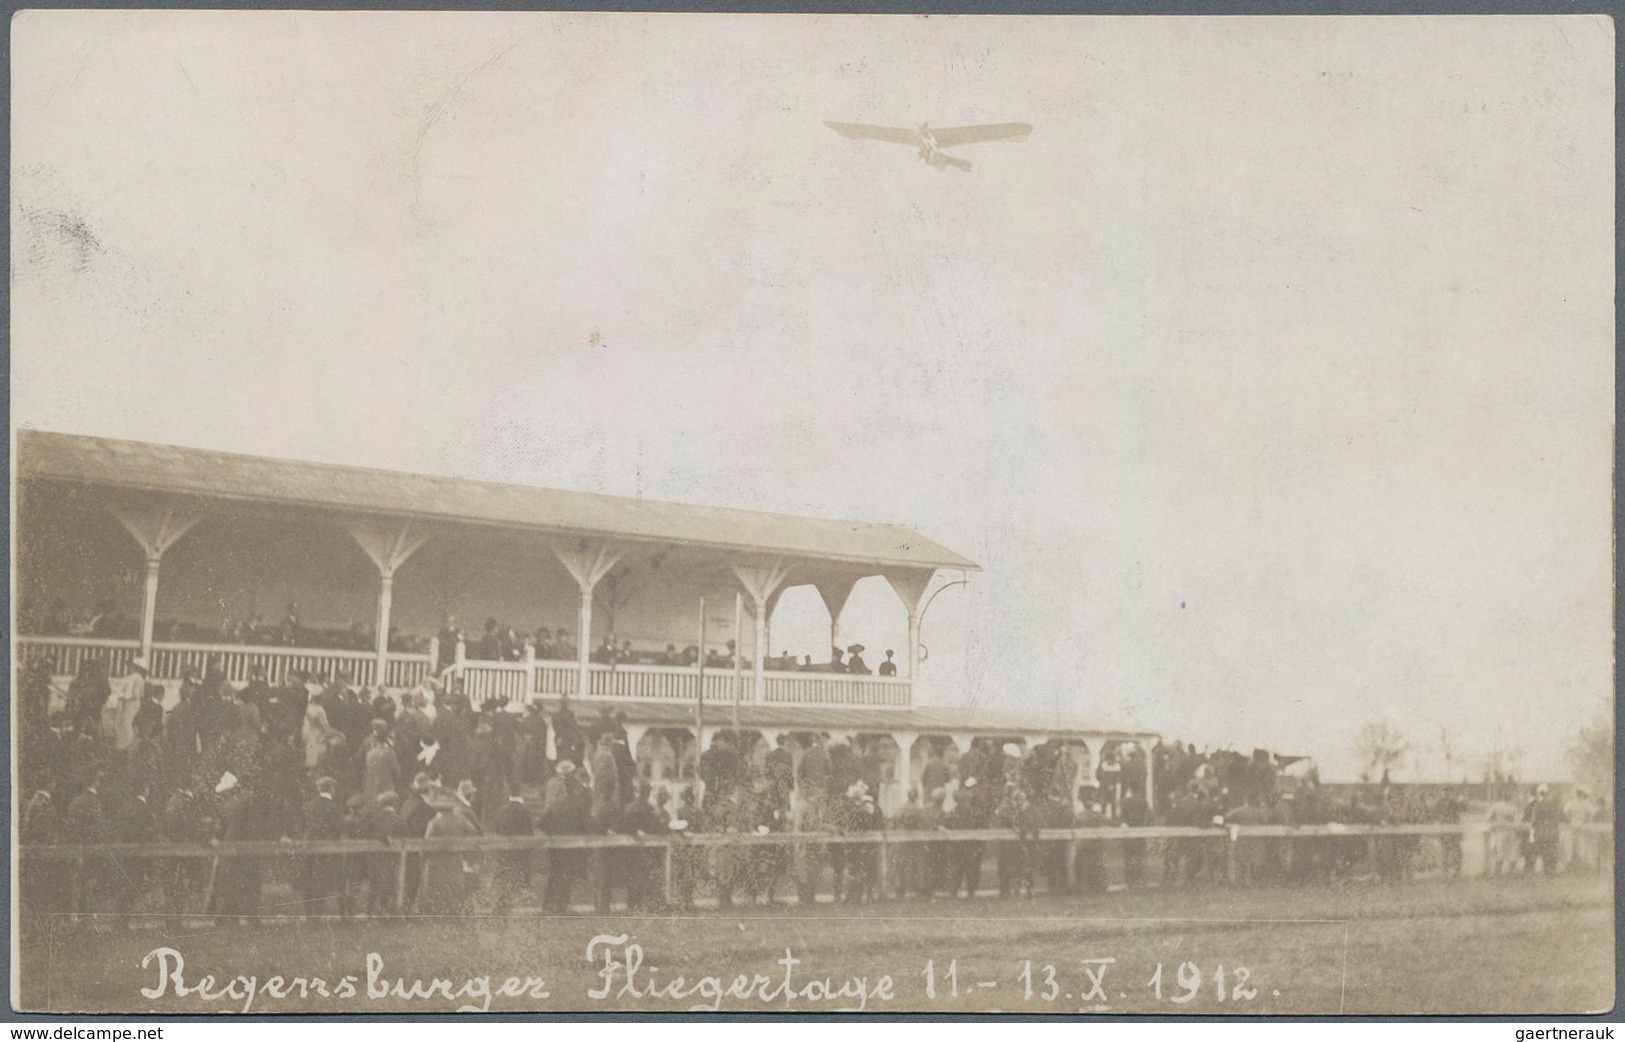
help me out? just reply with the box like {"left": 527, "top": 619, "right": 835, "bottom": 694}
{"left": 67, "top": 660, "right": 112, "bottom": 738}
{"left": 765, "top": 735, "right": 795, "bottom": 812}
{"left": 65, "top": 772, "right": 109, "bottom": 914}
{"left": 397, "top": 772, "right": 438, "bottom": 907}
{"left": 239, "top": 665, "right": 272, "bottom": 710}
{"left": 211, "top": 775, "right": 270, "bottom": 927}
{"left": 112, "top": 781, "right": 158, "bottom": 921}
{"left": 1119, "top": 785, "right": 1151, "bottom": 888}
{"left": 620, "top": 781, "right": 668, "bottom": 911}
{"left": 366, "top": 792, "right": 411, "bottom": 914}
{"left": 490, "top": 794, "right": 536, "bottom": 912}
{"left": 700, "top": 732, "right": 740, "bottom": 807}
{"left": 948, "top": 776, "right": 993, "bottom": 897}
{"left": 552, "top": 697, "right": 585, "bottom": 767}
{"left": 433, "top": 696, "right": 474, "bottom": 786}
{"left": 265, "top": 669, "right": 308, "bottom": 744}
{"left": 465, "top": 715, "right": 509, "bottom": 821}
{"left": 1528, "top": 785, "right": 1564, "bottom": 876}
{"left": 301, "top": 776, "right": 344, "bottom": 918}
{"left": 540, "top": 761, "right": 589, "bottom": 912}
{"left": 920, "top": 743, "right": 953, "bottom": 798}
{"left": 797, "top": 734, "right": 831, "bottom": 798}
{"left": 160, "top": 786, "right": 205, "bottom": 911}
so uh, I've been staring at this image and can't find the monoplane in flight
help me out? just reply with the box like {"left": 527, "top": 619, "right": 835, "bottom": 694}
{"left": 823, "top": 121, "right": 1033, "bottom": 171}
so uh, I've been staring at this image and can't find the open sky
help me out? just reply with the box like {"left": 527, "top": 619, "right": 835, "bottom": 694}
{"left": 11, "top": 12, "right": 1613, "bottom": 781}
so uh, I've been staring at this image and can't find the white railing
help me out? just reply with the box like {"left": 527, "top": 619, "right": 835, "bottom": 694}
{"left": 456, "top": 661, "right": 532, "bottom": 703}
{"left": 763, "top": 672, "right": 911, "bottom": 707}
{"left": 16, "top": 636, "right": 140, "bottom": 679}
{"left": 442, "top": 658, "right": 911, "bottom": 708}
{"left": 17, "top": 636, "right": 433, "bottom": 688}
{"left": 20, "top": 636, "right": 908, "bottom": 706}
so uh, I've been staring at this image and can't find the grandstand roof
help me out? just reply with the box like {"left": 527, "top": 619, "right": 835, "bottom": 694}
{"left": 16, "top": 429, "right": 978, "bottom": 573}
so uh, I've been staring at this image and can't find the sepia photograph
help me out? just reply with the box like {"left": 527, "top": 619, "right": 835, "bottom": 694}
{"left": 8, "top": 10, "right": 1615, "bottom": 1018}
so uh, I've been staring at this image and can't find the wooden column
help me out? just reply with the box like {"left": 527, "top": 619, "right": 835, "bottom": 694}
{"left": 551, "top": 539, "right": 625, "bottom": 698}
{"left": 895, "top": 732, "right": 918, "bottom": 811}
{"left": 814, "top": 576, "right": 858, "bottom": 666}
{"left": 732, "top": 556, "right": 794, "bottom": 704}
{"left": 110, "top": 497, "right": 208, "bottom": 665}
{"left": 884, "top": 568, "right": 935, "bottom": 686}
{"left": 347, "top": 519, "right": 432, "bottom": 690}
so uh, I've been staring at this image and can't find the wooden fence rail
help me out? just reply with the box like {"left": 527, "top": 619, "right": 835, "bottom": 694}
{"left": 20, "top": 822, "right": 1611, "bottom": 917}
{"left": 16, "top": 820, "right": 1614, "bottom": 862}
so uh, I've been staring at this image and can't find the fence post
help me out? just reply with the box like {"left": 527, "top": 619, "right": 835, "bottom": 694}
{"left": 663, "top": 838, "right": 675, "bottom": 907}
{"left": 878, "top": 835, "right": 889, "bottom": 896}
{"left": 1365, "top": 831, "right": 1379, "bottom": 875}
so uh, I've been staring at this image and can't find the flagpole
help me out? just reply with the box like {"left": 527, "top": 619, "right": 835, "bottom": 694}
{"left": 732, "top": 590, "right": 743, "bottom": 736}
{"left": 695, "top": 595, "right": 706, "bottom": 763}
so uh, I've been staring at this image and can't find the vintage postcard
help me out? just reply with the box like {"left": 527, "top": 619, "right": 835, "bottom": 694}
{"left": 9, "top": 11, "right": 1614, "bottom": 1016}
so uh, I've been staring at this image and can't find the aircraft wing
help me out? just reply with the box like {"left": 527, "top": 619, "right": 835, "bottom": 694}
{"left": 824, "top": 121, "right": 918, "bottom": 146}
{"left": 930, "top": 123, "right": 1033, "bottom": 148}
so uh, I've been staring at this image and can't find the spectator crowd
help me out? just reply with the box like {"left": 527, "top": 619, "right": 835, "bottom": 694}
{"left": 16, "top": 654, "right": 1609, "bottom": 926}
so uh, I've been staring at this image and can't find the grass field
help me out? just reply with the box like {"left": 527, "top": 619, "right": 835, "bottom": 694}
{"left": 17, "top": 874, "right": 1612, "bottom": 1016}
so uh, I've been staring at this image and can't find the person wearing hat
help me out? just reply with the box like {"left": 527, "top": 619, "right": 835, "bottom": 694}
{"left": 430, "top": 693, "right": 473, "bottom": 787}
{"left": 415, "top": 790, "right": 480, "bottom": 914}
{"left": 1527, "top": 784, "right": 1563, "bottom": 876}
{"left": 160, "top": 785, "right": 205, "bottom": 911}
{"left": 100, "top": 656, "right": 148, "bottom": 757}
{"left": 65, "top": 772, "right": 109, "bottom": 915}
{"left": 490, "top": 791, "right": 535, "bottom": 913}
{"left": 877, "top": 650, "right": 898, "bottom": 677}
{"left": 265, "top": 667, "right": 308, "bottom": 744}
{"left": 301, "top": 776, "right": 345, "bottom": 918}
{"left": 552, "top": 696, "right": 585, "bottom": 768}
{"left": 240, "top": 663, "right": 272, "bottom": 708}
{"left": 947, "top": 769, "right": 994, "bottom": 898}
{"left": 394, "top": 772, "right": 438, "bottom": 907}
{"left": 453, "top": 779, "right": 483, "bottom": 832}
{"left": 211, "top": 770, "right": 271, "bottom": 927}
{"left": 436, "top": 615, "right": 462, "bottom": 671}
{"left": 845, "top": 644, "right": 871, "bottom": 675}
{"left": 1118, "top": 784, "right": 1152, "bottom": 889}
{"left": 366, "top": 791, "right": 410, "bottom": 913}
{"left": 20, "top": 790, "right": 63, "bottom": 913}
{"left": 363, "top": 719, "right": 401, "bottom": 804}
{"left": 1564, "top": 786, "right": 1600, "bottom": 873}
{"left": 339, "top": 793, "right": 374, "bottom": 914}
{"left": 465, "top": 712, "right": 509, "bottom": 822}
{"left": 764, "top": 735, "right": 795, "bottom": 813}
{"left": 540, "top": 760, "right": 588, "bottom": 912}
{"left": 699, "top": 730, "right": 740, "bottom": 808}
{"left": 617, "top": 780, "right": 668, "bottom": 911}
{"left": 66, "top": 657, "right": 113, "bottom": 739}
{"left": 587, "top": 729, "right": 625, "bottom": 912}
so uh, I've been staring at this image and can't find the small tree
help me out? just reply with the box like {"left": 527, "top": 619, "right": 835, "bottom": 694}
{"left": 1356, "top": 720, "right": 1411, "bottom": 783}
{"left": 1569, "top": 711, "right": 1613, "bottom": 796}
